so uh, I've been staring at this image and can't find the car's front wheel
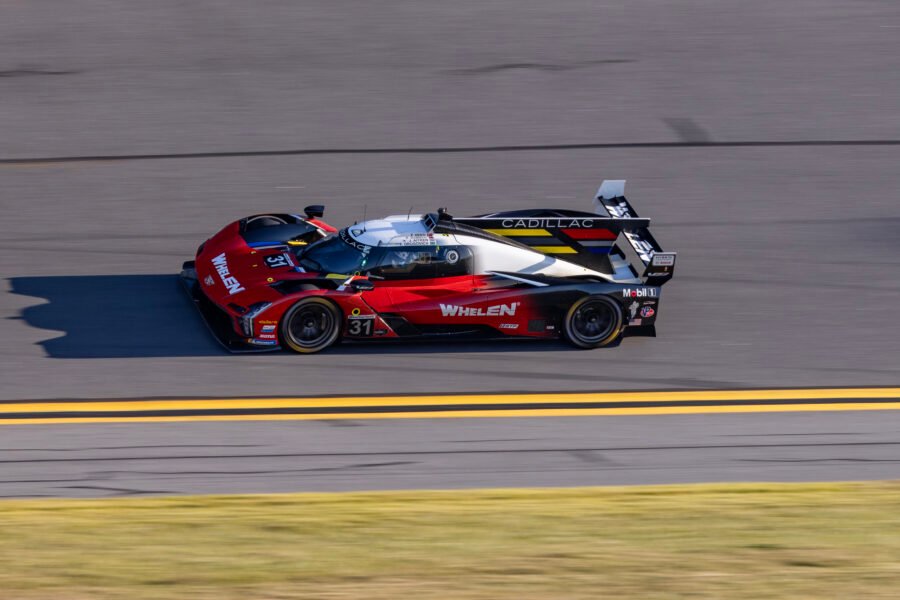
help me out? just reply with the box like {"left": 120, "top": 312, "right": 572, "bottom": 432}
{"left": 280, "top": 297, "right": 341, "bottom": 354}
{"left": 563, "top": 295, "right": 623, "bottom": 349}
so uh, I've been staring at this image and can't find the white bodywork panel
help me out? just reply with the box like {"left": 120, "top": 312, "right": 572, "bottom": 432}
{"left": 343, "top": 209, "right": 642, "bottom": 284}
{"left": 593, "top": 179, "right": 626, "bottom": 215}
{"left": 347, "top": 215, "right": 446, "bottom": 247}
{"left": 458, "top": 235, "right": 611, "bottom": 279}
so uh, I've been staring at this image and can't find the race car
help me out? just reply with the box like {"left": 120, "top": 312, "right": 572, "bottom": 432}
{"left": 180, "top": 180, "right": 675, "bottom": 353}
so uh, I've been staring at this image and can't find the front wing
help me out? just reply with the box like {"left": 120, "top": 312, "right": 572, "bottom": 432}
{"left": 180, "top": 261, "right": 282, "bottom": 353}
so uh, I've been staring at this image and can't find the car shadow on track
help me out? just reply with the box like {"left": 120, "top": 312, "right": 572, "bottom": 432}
{"left": 9, "top": 275, "right": 606, "bottom": 358}
{"left": 9, "top": 274, "right": 224, "bottom": 358}
{"left": 328, "top": 337, "right": 593, "bottom": 355}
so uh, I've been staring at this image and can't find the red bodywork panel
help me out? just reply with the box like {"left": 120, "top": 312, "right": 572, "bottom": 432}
{"left": 194, "top": 217, "right": 560, "bottom": 347}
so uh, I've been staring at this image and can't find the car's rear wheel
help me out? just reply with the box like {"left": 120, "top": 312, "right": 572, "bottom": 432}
{"left": 563, "top": 295, "right": 623, "bottom": 349}
{"left": 280, "top": 297, "right": 341, "bottom": 354}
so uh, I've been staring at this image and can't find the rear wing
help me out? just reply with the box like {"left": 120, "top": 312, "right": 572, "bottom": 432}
{"left": 592, "top": 181, "right": 676, "bottom": 286}
{"left": 443, "top": 180, "right": 675, "bottom": 285}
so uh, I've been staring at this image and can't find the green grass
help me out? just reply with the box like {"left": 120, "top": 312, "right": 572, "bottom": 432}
{"left": 1, "top": 482, "right": 899, "bottom": 599}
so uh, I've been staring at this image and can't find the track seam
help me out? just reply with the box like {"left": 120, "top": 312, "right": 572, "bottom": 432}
{"left": 2, "top": 139, "right": 899, "bottom": 165}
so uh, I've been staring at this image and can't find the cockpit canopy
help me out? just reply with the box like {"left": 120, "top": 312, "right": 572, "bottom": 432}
{"left": 295, "top": 229, "right": 474, "bottom": 279}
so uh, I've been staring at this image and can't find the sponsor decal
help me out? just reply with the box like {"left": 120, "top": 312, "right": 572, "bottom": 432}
{"left": 624, "top": 231, "right": 655, "bottom": 263}
{"left": 264, "top": 253, "right": 293, "bottom": 268}
{"left": 203, "top": 275, "right": 215, "bottom": 287}
{"left": 211, "top": 253, "right": 245, "bottom": 295}
{"left": 398, "top": 233, "right": 436, "bottom": 246}
{"left": 622, "top": 288, "right": 658, "bottom": 298}
{"left": 249, "top": 338, "right": 278, "bottom": 346}
{"left": 628, "top": 301, "right": 639, "bottom": 319}
{"left": 440, "top": 302, "right": 520, "bottom": 317}
{"left": 258, "top": 319, "right": 277, "bottom": 325}
{"left": 347, "top": 316, "right": 375, "bottom": 337}
{"left": 501, "top": 218, "right": 595, "bottom": 229}
{"left": 339, "top": 228, "right": 372, "bottom": 254}
{"left": 374, "top": 329, "right": 388, "bottom": 336}
{"left": 258, "top": 333, "right": 277, "bottom": 340}
{"left": 499, "top": 323, "right": 519, "bottom": 329}
{"left": 350, "top": 308, "right": 361, "bottom": 316}
{"left": 645, "top": 271, "right": 670, "bottom": 277}
{"left": 641, "top": 306, "right": 655, "bottom": 318}
{"left": 605, "top": 201, "right": 633, "bottom": 218}
{"left": 261, "top": 325, "right": 276, "bottom": 333}
{"left": 445, "top": 249, "right": 460, "bottom": 264}
{"left": 651, "top": 253, "right": 676, "bottom": 267}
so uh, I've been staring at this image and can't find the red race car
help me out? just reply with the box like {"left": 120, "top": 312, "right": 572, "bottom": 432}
{"left": 181, "top": 181, "right": 675, "bottom": 353}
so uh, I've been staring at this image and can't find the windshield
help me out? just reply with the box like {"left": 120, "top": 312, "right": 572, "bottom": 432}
{"left": 296, "top": 232, "right": 372, "bottom": 274}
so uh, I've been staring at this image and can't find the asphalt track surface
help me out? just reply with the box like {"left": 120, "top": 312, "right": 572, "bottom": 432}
{"left": 1, "top": 1, "right": 899, "bottom": 497}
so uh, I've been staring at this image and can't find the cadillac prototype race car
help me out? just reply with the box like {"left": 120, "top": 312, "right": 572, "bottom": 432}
{"left": 180, "top": 181, "right": 676, "bottom": 353}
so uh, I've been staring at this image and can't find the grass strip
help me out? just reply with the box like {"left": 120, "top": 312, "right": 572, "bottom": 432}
{"left": 1, "top": 482, "right": 899, "bottom": 599}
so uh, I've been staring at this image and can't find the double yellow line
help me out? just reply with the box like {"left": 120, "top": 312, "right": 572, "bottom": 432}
{"left": 1, "top": 387, "right": 899, "bottom": 425}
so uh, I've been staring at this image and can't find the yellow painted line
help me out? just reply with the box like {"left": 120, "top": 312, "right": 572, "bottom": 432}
{"left": 483, "top": 229, "right": 552, "bottom": 237}
{"left": 1, "top": 388, "right": 899, "bottom": 426}
{"left": 1, "top": 401, "right": 900, "bottom": 426}
{"left": 532, "top": 246, "right": 578, "bottom": 254}
{"left": 2, "top": 388, "right": 900, "bottom": 415}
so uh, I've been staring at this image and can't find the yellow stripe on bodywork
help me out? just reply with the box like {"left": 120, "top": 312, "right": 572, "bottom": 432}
{"left": 484, "top": 229, "right": 552, "bottom": 237}
{"left": 532, "top": 246, "right": 578, "bottom": 254}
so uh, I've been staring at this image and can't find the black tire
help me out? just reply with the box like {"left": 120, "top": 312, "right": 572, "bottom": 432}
{"left": 563, "top": 295, "right": 623, "bottom": 349}
{"left": 280, "top": 297, "right": 341, "bottom": 354}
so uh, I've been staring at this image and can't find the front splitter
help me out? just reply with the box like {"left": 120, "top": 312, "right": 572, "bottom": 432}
{"left": 179, "top": 263, "right": 282, "bottom": 354}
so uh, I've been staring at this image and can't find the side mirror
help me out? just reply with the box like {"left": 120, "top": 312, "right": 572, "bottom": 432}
{"left": 350, "top": 279, "right": 375, "bottom": 292}
{"left": 304, "top": 204, "right": 325, "bottom": 219}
